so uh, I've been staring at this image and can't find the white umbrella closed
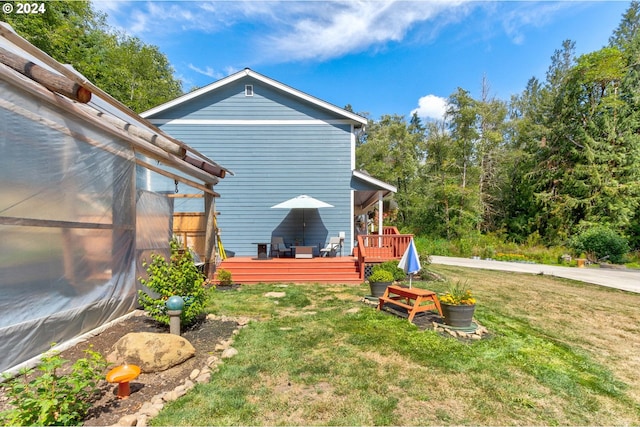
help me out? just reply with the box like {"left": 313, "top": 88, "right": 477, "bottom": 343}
{"left": 271, "top": 195, "right": 333, "bottom": 245}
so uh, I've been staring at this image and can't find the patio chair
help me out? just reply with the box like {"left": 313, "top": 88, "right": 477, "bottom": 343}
{"left": 271, "top": 236, "right": 292, "bottom": 258}
{"left": 320, "top": 236, "right": 342, "bottom": 257}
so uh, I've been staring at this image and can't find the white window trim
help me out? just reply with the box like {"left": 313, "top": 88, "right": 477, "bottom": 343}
{"left": 245, "top": 85, "right": 253, "bottom": 96}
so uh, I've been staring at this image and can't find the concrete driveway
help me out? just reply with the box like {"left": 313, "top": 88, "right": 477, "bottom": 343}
{"left": 430, "top": 256, "right": 640, "bottom": 294}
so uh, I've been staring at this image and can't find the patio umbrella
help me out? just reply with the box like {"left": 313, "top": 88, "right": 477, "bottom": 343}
{"left": 271, "top": 195, "right": 333, "bottom": 245}
{"left": 398, "top": 238, "right": 421, "bottom": 288}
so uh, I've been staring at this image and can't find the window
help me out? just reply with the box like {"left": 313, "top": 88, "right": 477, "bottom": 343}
{"left": 245, "top": 85, "right": 254, "bottom": 96}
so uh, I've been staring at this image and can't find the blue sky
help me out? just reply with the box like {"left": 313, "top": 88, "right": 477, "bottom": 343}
{"left": 94, "top": 1, "right": 631, "bottom": 121}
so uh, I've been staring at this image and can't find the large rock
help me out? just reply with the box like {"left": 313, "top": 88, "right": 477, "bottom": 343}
{"left": 107, "top": 332, "right": 195, "bottom": 373}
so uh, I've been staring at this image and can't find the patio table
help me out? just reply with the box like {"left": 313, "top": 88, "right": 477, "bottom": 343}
{"left": 293, "top": 246, "right": 314, "bottom": 259}
{"left": 251, "top": 242, "right": 270, "bottom": 259}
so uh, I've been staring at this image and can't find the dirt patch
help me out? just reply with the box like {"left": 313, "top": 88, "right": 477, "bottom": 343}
{"left": 0, "top": 311, "right": 239, "bottom": 426}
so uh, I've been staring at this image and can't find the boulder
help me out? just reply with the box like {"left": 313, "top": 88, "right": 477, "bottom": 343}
{"left": 107, "top": 332, "right": 195, "bottom": 373}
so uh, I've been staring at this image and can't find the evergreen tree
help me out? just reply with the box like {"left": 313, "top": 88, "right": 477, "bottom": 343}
{"left": 610, "top": 2, "right": 640, "bottom": 248}
{"left": 526, "top": 40, "right": 578, "bottom": 243}
{"left": 500, "top": 78, "right": 546, "bottom": 241}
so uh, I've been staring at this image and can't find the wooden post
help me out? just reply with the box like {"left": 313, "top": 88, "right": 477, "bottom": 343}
{"left": 184, "top": 154, "right": 226, "bottom": 178}
{"left": 0, "top": 46, "right": 91, "bottom": 103}
{"left": 203, "top": 186, "right": 217, "bottom": 278}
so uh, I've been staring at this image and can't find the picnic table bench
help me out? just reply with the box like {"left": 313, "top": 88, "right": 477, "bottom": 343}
{"left": 378, "top": 285, "right": 442, "bottom": 322}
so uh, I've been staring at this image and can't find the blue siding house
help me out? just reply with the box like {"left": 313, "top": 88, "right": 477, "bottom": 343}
{"left": 142, "top": 69, "right": 395, "bottom": 257}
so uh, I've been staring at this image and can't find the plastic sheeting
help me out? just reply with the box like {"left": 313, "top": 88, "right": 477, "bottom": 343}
{"left": 0, "top": 75, "right": 172, "bottom": 372}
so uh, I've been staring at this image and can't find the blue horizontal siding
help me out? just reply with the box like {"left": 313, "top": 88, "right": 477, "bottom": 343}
{"left": 159, "top": 77, "right": 340, "bottom": 122}
{"left": 158, "top": 123, "right": 354, "bottom": 256}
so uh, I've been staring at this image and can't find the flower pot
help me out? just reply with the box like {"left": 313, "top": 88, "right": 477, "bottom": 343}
{"left": 441, "top": 303, "right": 476, "bottom": 327}
{"left": 369, "top": 281, "right": 392, "bottom": 297}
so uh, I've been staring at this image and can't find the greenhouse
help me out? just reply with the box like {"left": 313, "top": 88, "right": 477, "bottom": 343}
{"left": 0, "top": 22, "right": 228, "bottom": 373}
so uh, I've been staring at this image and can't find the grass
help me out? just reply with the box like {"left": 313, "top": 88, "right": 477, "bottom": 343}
{"left": 151, "top": 267, "right": 640, "bottom": 425}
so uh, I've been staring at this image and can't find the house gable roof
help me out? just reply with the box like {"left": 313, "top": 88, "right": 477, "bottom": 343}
{"left": 141, "top": 68, "right": 367, "bottom": 127}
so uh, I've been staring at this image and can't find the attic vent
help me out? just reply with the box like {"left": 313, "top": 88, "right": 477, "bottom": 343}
{"left": 245, "top": 85, "right": 253, "bottom": 96}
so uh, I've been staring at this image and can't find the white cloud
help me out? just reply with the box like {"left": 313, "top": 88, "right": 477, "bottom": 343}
{"left": 412, "top": 94, "right": 448, "bottom": 121}
{"left": 94, "top": 0, "right": 575, "bottom": 65}
{"left": 499, "top": 1, "right": 574, "bottom": 45}
{"left": 261, "top": 1, "right": 471, "bottom": 62}
{"left": 187, "top": 64, "right": 240, "bottom": 80}
{"left": 94, "top": 0, "right": 474, "bottom": 62}
{"left": 187, "top": 64, "right": 218, "bottom": 79}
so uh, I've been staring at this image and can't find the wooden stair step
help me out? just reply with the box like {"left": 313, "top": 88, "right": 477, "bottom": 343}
{"left": 215, "top": 256, "right": 363, "bottom": 284}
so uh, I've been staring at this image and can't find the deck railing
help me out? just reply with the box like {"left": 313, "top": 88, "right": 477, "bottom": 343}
{"left": 356, "top": 232, "right": 413, "bottom": 279}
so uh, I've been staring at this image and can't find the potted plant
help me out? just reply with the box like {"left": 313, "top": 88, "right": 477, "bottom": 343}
{"left": 375, "top": 260, "right": 407, "bottom": 282}
{"left": 439, "top": 281, "right": 476, "bottom": 327}
{"left": 367, "top": 269, "right": 394, "bottom": 297}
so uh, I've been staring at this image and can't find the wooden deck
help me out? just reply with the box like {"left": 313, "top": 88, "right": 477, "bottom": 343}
{"left": 215, "top": 256, "right": 363, "bottom": 284}
{"left": 214, "top": 229, "right": 415, "bottom": 285}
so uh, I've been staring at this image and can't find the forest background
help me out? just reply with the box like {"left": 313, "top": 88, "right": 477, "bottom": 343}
{"left": 5, "top": 1, "right": 640, "bottom": 265}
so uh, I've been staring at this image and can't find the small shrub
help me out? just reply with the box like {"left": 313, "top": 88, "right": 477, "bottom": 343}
{"left": 138, "top": 239, "right": 208, "bottom": 326}
{"left": 481, "top": 245, "right": 496, "bottom": 259}
{"left": 569, "top": 226, "right": 629, "bottom": 264}
{"left": 216, "top": 268, "right": 233, "bottom": 286}
{"left": 372, "top": 260, "right": 406, "bottom": 281}
{"left": 368, "top": 269, "right": 394, "bottom": 283}
{"left": 0, "top": 347, "right": 108, "bottom": 426}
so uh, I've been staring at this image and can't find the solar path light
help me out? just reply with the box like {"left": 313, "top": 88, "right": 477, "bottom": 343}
{"left": 166, "top": 295, "right": 185, "bottom": 335}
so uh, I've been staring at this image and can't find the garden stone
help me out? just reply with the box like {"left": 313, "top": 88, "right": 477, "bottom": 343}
{"left": 137, "top": 415, "right": 148, "bottom": 427}
{"left": 139, "top": 402, "right": 161, "bottom": 418}
{"left": 107, "top": 332, "right": 195, "bottom": 372}
{"left": 222, "top": 347, "right": 239, "bottom": 359}
{"left": 264, "top": 291, "right": 286, "bottom": 298}
{"left": 116, "top": 414, "right": 138, "bottom": 426}
{"left": 190, "top": 369, "right": 200, "bottom": 380}
{"left": 151, "top": 393, "right": 166, "bottom": 405}
{"left": 196, "top": 371, "right": 211, "bottom": 383}
{"left": 163, "top": 388, "right": 186, "bottom": 402}
{"left": 207, "top": 355, "right": 220, "bottom": 367}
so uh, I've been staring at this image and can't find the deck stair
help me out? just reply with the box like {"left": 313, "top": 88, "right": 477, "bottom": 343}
{"left": 215, "top": 256, "right": 363, "bottom": 284}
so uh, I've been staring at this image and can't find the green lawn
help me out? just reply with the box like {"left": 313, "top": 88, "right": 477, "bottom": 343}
{"left": 151, "top": 266, "right": 640, "bottom": 425}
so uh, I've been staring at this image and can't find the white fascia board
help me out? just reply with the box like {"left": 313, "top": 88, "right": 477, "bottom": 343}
{"left": 352, "top": 170, "right": 397, "bottom": 193}
{"left": 141, "top": 68, "right": 368, "bottom": 126}
{"left": 148, "top": 119, "right": 357, "bottom": 126}
{"left": 247, "top": 70, "right": 368, "bottom": 126}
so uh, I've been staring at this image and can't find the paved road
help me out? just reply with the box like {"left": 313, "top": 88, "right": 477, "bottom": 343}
{"left": 430, "top": 256, "right": 640, "bottom": 294}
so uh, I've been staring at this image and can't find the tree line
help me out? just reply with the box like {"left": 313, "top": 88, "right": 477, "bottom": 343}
{"left": 5, "top": 1, "right": 639, "bottom": 251}
{"left": 3, "top": 0, "right": 182, "bottom": 112}
{"left": 357, "top": 2, "right": 640, "bottom": 251}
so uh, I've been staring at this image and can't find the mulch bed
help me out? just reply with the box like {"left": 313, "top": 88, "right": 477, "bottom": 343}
{"left": 0, "top": 311, "right": 239, "bottom": 426}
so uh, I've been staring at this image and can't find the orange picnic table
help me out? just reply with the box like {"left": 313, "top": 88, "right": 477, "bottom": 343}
{"left": 377, "top": 285, "right": 442, "bottom": 322}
